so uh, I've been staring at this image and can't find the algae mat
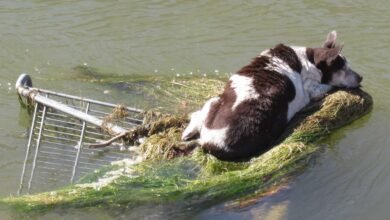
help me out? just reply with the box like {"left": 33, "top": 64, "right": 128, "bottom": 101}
{"left": 2, "top": 83, "right": 372, "bottom": 215}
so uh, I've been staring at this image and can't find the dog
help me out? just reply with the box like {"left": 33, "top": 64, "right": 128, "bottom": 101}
{"left": 181, "top": 31, "right": 363, "bottom": 161}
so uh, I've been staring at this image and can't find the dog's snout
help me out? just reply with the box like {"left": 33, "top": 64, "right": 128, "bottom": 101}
{"left": 357, "top": 75, "right": 363, "bottom": 83}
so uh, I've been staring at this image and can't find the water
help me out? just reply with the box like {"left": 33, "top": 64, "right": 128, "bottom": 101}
{"left": 0, "top": 0, "right": 389, "bottom": 219}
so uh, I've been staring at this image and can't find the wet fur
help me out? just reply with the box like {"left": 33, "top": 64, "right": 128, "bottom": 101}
{"left": 182, "top": 31, "right": 362, "bottom": 161}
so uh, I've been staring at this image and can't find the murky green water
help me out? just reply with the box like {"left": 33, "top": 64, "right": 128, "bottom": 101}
{"left": 0, "top": 0, "right": 389, "bottom": 219}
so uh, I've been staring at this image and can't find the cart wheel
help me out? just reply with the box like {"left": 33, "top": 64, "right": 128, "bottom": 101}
{"left": 15, "top": 73, "right": 33, "bottom": 89}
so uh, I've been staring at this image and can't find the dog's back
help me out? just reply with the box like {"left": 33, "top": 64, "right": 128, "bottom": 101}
{"left": 199, "top": 45, "right": 300, "bottom": 160}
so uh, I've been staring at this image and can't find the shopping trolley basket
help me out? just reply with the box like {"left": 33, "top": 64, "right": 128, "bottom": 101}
{"left": 15, "top": 74, "right": 144, "bottom": 195}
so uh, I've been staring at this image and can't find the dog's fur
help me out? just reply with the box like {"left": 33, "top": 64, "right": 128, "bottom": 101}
{"left": 182, "top": 31, "right": 363, "bottom": 161}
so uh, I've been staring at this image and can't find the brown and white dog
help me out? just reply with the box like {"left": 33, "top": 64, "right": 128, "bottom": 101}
{"left": 182, "top": 31, "right": 363, "bottom": 161}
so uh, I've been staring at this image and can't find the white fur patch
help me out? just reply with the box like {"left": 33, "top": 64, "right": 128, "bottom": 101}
{"left": 182, "top": 97, "right": 220, "bottom": 141}
{"left": 259, "top": 49, "right": 270, "bottom": 57}
{"left": 183, "top": 96, "right": 229, "bottom": 149}
{"left": 182, "top": 110, "right": 202, "bottom": 140}
{"left": 230, "top": 74, "right": 259, "bottom": 111}
{"left": 199, "top": 126, "right": 229, "bottom": 150}
{"left": 291, "top": 46, "right": 336, "bottom": 101}
{"left": 290, "top": 46, "right": 322, "bottom": 82}
{"left": 266, "top": 52, "right": 310, "bottom": 120}
{"left": 329, "top": 62, "right": 360, "bottom": 88}
{"left": 304, "top": 79, "right": 333, "bottom": 100}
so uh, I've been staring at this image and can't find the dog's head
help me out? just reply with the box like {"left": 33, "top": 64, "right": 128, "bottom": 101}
{"left": 308, "top": 31, "right": 363, "bottom": 88}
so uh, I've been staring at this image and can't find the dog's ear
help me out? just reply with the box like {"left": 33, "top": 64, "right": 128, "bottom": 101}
{"left": 323, "top": 30, "right": 337, "bottom": 48}
{"left": 313, "top": 45, "right": 343, "bottom": 65}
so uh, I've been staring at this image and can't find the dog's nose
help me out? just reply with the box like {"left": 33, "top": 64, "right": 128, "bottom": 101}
{"left": 357, "top": 75, "right": 363, "bottom": 83}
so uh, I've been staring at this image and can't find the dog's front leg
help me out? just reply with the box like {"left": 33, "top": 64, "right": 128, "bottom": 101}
{"left": 182, "top": 111, "right": 202, "bottom": 141}
{"left": 182, "top": 97, "right": 220, "bottom": 141}
{"left": 305, "top": 80, "right": 333, "bottom": 101}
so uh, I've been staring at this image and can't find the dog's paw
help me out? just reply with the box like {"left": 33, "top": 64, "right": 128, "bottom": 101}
{"left": 181, "top": 129, "right": 199, "bottom": 141}
{"left": 311, "top": 93, "right": 326, "bottom": 102}
{"left": 173, "top": 140, "right": 200, "bottom": 155}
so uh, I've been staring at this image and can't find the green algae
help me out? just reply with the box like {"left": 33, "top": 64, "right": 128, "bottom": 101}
{"left": 2, "top": 86, "right": 373, "bottom": 215}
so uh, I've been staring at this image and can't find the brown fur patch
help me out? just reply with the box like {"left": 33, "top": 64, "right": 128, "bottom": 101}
{"left": 201, "top": 48, "right": 297, "bottom": 161}
{"left": 269, "top": 44, "right": 302, "bottom": 73}
{"left": 204, "top": 81, "right": 235, "bottom": 129}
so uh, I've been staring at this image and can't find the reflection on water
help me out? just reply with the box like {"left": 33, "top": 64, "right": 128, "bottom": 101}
{"left": 0, "top": 0, "right": 389, "bottom": 219}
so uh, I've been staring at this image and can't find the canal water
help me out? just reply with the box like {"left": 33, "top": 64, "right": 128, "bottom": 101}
{"left": 0, "top": 1, "right": 388, "bottom": 219}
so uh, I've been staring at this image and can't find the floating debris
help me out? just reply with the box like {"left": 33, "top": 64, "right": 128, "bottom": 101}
{"left": 34, "top": 67, "right": 40, "bottom": 74}
{"left": 2, "top": 87, "right": 373, "bottom": 215}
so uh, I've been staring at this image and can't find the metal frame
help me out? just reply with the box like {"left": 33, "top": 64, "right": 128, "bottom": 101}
{"left": 15, "top": 74, "right": 144, "bottom": 195}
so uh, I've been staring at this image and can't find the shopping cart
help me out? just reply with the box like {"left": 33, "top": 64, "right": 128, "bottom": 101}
{"left": 15, "top": 74, "right": 144, "bottom": 195}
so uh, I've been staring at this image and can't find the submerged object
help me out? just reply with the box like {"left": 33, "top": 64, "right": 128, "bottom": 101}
{"left": 14, "top": 74, "right": 144, "bottom": 195}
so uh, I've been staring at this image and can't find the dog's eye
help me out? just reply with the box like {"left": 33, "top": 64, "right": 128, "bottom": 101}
{"left": 332, "top": 57, "right": 346, "bottom": 70}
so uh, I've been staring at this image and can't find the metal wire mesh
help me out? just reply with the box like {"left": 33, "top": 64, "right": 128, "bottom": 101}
{"left": 17, "top": 76, "right": 144, "bottom": 195}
